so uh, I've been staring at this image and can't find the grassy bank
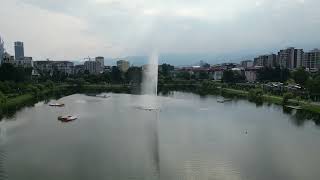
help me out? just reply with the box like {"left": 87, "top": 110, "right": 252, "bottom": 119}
{"left": 222, "top": 88, "right": 320, "bottom": 113}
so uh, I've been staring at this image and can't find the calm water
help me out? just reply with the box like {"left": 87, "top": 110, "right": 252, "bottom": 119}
{"left": 0, "top": 92, "right": 320, "bottom": 180}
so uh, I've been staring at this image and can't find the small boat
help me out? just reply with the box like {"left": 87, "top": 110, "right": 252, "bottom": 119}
{"left": 217, "top": 99, "right": 232, "bottom": 103}
{"left": 96, "top": 95, "right": 111, "bottom": 98}
{"left": 49, "top": 103, "right": 65, "bottom": 107}
{"left": 285, "top": 105, "right": 302, "bottom": 110}
{"left": 58, "top": 115, "right": 78, "bottom": 122}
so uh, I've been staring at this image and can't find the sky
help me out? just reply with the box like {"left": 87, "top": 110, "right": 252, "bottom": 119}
{"left": 0, "top": 0, "right": 320, "bottom": 64}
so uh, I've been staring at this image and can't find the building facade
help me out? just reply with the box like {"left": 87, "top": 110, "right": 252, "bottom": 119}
{"left": 240, "top": 60, "right": 253, "bottom": 68}
{"left": 278, "top": 47, "right": 303, "bottom": 69}
{"left": 2, "top": 52, "right": 14, "bottom": 64}
{"left": 14, "top": 41, "right": 24, "bottom": 60}
{"left": 74, "top": 65, "right": 85, "bottom": 74}
{"left": 84, "top": 60, "right": 102, "bottom": 74}
{"left": 33, "top": 60, "right": 74, "bottom": 75}
{"left": 117, "top": 60, "right": 130, "bottom": 72}
{"left": 304, "top": 48, "right": 320, "bottom": 71}
{"left": 0, "top": 37, "right": 4, "bottom": 65}
{"left": 15, "top": 57, "right": 33, "bottom": 68}
{"left": 254, "top": 54, "right": 277, "bottom": 67}
{"left": 95, "top": 56, "right": 104, "bottom": 69}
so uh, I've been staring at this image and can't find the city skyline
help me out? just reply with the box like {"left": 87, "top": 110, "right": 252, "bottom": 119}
{"left": 1, "top": 0, "right": 320, "bottom": 63}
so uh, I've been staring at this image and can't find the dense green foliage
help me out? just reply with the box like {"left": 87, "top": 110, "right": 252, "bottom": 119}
{"left": 306, "top": 75, "right": 320, "bottom": 101}
{"left": 282, "top": 92, "right": 294, "bottom": 105}
{"left": 1, "top": 62, "right": 320, "bottom": 117}
{"left": 248, "top": 89, "right": 263, "bottom": 104}
{"left": 0, "top": 63, "right": 32, "bottom": 82}
{"left": 257, "top": 67, "right": 290, "bottom": 82}
{"left": 292, "top": 68, "right": 310, "bottom": 86}
{"left": 222, "top": 70, "right": 245, "bottom": 83}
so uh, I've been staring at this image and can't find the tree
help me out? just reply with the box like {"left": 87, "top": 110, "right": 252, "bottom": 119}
{"left": 199, "top": 72, "right": 209, "bottom": 80}
{"left": 111, "top": 66, "right": 123, "bottom": 83}
{"left": 0, "top": 91, "right": 6, "bottom": 106}
{"left": 306, "top": 76, "right": 320, "bottom": 101}
{"left": 248, "top": 89, "right": 263, "bottom": 104}
{"left": 222, "top": 70, "right": 234, "bottom": 83}
{"left": 292, "top": 68, "right": 309, "bottom": 86}
{"left": 0, "top": 63, "right": 32, "bottom": 82}
{"left": 282, "top": 92, "right": 294, "bottom": 105}
{"left": 257, "top": 67, "right": 290, "bottom": 82}
{"left": 159, "top": 64, "right": 174, "bottom": 77}
{"left": 176, "top": 71, "right": 191, "bottom": 80}
{"left": 125, "top": 67, "right": 142, "bottom": 84}
{"left": 222, "top": 70, "right": 245, "bottom": 83}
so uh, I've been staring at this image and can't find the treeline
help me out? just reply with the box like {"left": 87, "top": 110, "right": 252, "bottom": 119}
{"left": 0, "top": 63, "right": 32, "bottom": 82}
{"left": 38, "top": 66, "right": 143, "bottom": 85}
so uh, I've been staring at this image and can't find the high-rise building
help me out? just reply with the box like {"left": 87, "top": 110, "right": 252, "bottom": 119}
{"left": 84, "top": 60, "right": 102, "bottom": 74}
{"left": 0, "top": 37, "right": 4, "bottom": 65}
{"left": 253, "top": 54, "right": 277, "bottom": 67}
{"left": 14, "top": 41, "right": 24, "bottom": 60}
{"left": 240, "top": 60, "right": 253, "bottom": 68}
{"left": 117, "top": 60, "right": 130, "bottom": 72}
{"left": 278, "top": 47, "right": 303, "bottom": 69}
{"left": 33, "top": 60, "right": 74, "bottom": 75}
{"left": 95, "top": 56, "right": 104, "bottom": 68}
{"left": 304, "top": 48, "right": 320, "bottom": 71}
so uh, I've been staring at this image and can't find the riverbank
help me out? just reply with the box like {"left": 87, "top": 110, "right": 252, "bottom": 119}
{"left": 2, "top": 82, "right": 320, "bottom": 118}
{"left": 0, "top": 84, "right": 132, "bottom": 118}
{"left": 221, "top": 88, "right": 320, "bottom": 113}
{"left": 158, "top": 81, "right": 320, "bottom": 114}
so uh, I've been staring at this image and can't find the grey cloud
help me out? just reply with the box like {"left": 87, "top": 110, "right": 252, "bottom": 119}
{"left": 2, "top": 0, "right": 320, "bottom": 62}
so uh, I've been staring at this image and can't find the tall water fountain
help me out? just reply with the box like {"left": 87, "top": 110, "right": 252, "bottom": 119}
{"left": 139, "top": 51, "right": 159, "bottom": 110}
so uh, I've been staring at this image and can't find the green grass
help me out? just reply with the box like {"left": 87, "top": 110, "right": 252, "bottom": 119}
{"left": 222, "top": 87, "right": 320, "bottom": 114}
{"left": 4, "top": 93, "right": 34, "bottom": 109}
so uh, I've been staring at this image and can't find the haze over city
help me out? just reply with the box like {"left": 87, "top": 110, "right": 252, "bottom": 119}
{"left": 1, "top": 0, "right": 320, "bottom": 65}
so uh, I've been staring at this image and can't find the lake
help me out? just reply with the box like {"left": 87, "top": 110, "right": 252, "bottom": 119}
{"left": 0, "top": 92, "right": 320, "bottom": 180}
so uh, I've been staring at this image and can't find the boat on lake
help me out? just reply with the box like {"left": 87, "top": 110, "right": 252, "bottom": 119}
{"left": 49, "top": 103, "right": 65, "bottom": 107}
{"left": 58, "top": 115, "right": 78, "bottom": 122}
{"left": 285, "top": 105, "right": 302, "bottom": 110}
{"left": 96, "top": 95, "right": 111, "bottom": 98}
{"left": 217, "top": 99, "right": 232, "bottom": 103}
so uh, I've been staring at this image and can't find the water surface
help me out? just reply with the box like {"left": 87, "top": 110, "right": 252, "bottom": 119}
{"left": 1, "top": 92, "right": 320, "bottom": 180}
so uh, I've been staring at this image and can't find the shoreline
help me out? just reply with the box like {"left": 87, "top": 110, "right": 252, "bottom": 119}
{"left": 1, "top": 83, "right": 320, "bottom": 119}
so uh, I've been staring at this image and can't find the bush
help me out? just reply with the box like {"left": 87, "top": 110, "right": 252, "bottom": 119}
{"left": 282, "top": 92, "right": 294, "bottom": 105}
{"left": 248, "top": 89, "right": 264, "bottom": 103}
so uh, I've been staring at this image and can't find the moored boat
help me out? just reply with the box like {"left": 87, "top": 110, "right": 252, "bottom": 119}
{"left": 58, "top": 115, "right": 78, "bottom": 122}
{"left": 49, "top": 103, "right": 65, "bottom": 107}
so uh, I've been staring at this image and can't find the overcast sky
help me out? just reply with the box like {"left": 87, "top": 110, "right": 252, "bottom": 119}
{"left": 0, "top": 0, "right": 320, "bottom": 62}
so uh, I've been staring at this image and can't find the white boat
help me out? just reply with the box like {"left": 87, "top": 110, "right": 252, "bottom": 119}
{"left": 58, "top": 115, "right": 78, "bottom": 122}
{"left": 49, "top": 103, "right": 65, "bottom": 107}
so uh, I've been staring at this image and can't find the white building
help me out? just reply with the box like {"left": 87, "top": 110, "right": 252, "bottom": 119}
{"left": 278, "top": 47, "right": 303, "bottom": 69}
{"left": 240, "top": 60, "right": 253, "bottom": 68}
{"left": 34, "top": 60, "right": 74, "bottom": 75}
{"left": 95, "top": 56, "right": 104, "bottom": 69}
{"left": 84, "top": 60, "right": 102, "bottom": 74}
{"left": 117, "top": 60, "right": 130, "bottom": 72}
{"left": 253, "top": 54, "right": 277, "bottom": 67}
{"left": 15, "top": 57, "right": 33, "bottom": 68}
{"left": 304, "top": 49, "right": 320, "bottom": 71}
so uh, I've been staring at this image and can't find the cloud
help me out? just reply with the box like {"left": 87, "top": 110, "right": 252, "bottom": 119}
{"left": 1, "top": 0, "right": 320, "bottom": 62}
